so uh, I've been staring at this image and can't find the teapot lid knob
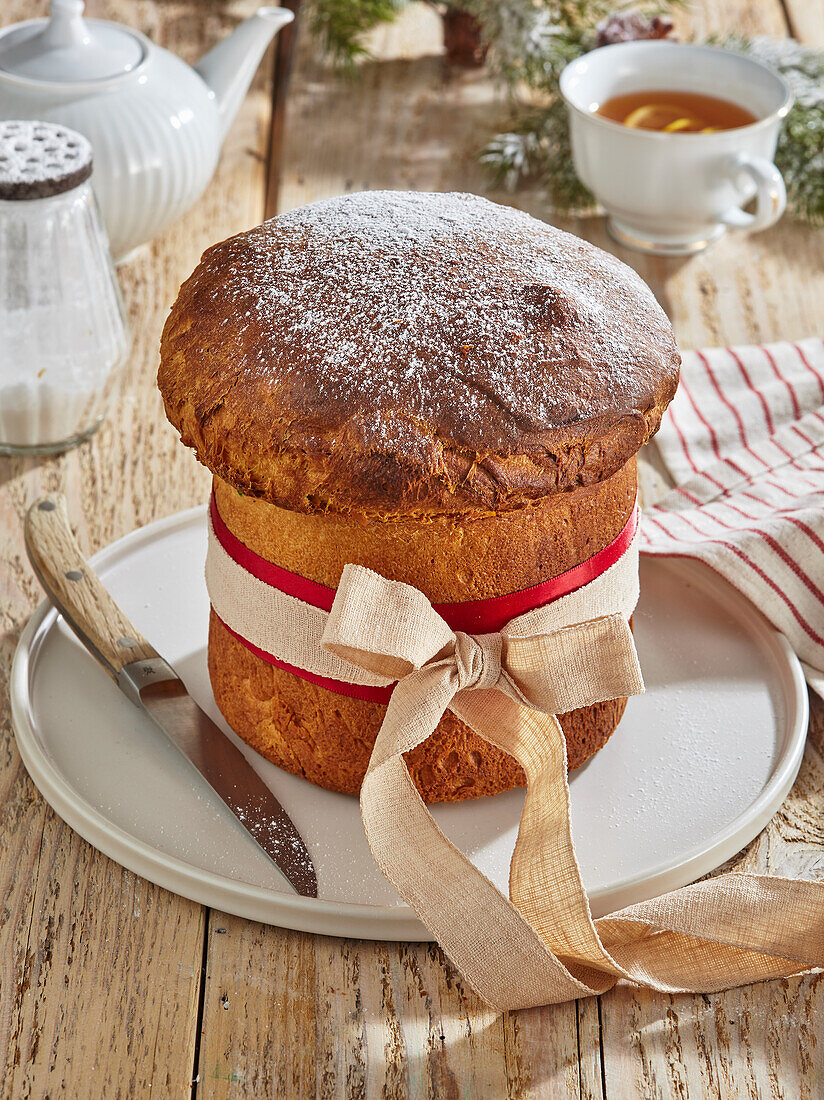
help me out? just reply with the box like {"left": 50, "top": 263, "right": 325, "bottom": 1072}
{"left": 40, "top": 1, "right": 90, "bottom": 50}
{"left": 0, "top": 0, "right": 145, "bottom": 83}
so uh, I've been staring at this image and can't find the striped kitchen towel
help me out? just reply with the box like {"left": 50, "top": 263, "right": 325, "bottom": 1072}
{"left": 641, "top": 337, "right": 824, "bottom": 699}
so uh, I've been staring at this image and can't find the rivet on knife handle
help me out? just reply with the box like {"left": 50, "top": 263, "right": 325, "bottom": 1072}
{"left": 25, "top": 493, "right": 159, "bottom": 677}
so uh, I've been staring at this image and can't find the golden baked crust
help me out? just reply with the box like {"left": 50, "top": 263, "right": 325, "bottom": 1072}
{"left": 207, "top": 462, "right": 636, "bottom": 801}
{"left": 213, "top": 458, "right": 637, "bottom": 598}
{"left": 209, "top": 610, "right": 627, "bottom": 802}
{"left": 159, "top": 191, "right": 679, "bottom": 518}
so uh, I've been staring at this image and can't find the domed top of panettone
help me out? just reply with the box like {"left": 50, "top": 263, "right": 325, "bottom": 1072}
{"left": 158, "top": 190, "right": 679, "bottom": 517}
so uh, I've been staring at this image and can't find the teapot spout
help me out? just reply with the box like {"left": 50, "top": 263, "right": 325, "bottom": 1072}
{"left": 195, "top": 6, "right": 295, "bottom": 143}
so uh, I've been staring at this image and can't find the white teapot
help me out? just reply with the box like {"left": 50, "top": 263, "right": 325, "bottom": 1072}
{"left": 0, "top": 0, "right": 294, "bottom": 260}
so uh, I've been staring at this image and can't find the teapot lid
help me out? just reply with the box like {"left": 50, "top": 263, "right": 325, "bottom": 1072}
{"left": 0, "top": 0, "right": 145, "bottom": 84}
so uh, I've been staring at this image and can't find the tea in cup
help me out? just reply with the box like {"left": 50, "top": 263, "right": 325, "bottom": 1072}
{"left": 560, "top": 42, "right": 793, "bottom": 254}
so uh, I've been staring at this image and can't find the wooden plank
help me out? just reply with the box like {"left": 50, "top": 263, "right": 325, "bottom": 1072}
{"left": 193, "top": 918, "right": 315, "bottom": 1095}
{"left": 265, "top": 0, "right": 302, "bottom": 219}
{"left": 197, "top": 923, "right": 516, "bottom": 1098}
{"left": 0, "top": 0, "right": 275, "bottom": 1094}
{"left": 780, "top": 1, "right": 824, "bottom": 46}
{"left": 502, "top": 1000, "right": 592, "bottom": 1098}
{"left": 670, "top": 0, "right": 787, "bottom": 37}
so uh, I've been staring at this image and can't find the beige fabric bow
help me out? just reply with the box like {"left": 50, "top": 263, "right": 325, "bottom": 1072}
{"left": 321, "top": 561, "right": 824, "bottom": 1010}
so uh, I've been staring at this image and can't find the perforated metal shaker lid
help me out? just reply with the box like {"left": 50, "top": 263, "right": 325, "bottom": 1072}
{"left": 0, "top": 120, "right": 92, "bottom": 200}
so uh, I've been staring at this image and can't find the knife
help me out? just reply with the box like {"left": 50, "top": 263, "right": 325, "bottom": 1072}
{"left": 24, "top": 494, "right": 318, "bottom": 899}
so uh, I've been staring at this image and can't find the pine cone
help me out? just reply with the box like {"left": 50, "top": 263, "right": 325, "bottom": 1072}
{"left": 595, "top": 13, "right": 675, "bottom": 47}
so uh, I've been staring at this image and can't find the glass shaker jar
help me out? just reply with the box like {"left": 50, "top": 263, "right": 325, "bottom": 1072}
{"left": 0, "top": 120, "right": 131, "bottom": 454}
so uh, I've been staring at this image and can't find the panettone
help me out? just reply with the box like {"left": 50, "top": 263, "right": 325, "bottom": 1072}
{"left": 158, "top": 190, "right": 679, "bottom": 803}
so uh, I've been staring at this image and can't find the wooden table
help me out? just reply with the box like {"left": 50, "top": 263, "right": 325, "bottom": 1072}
{"left": 1, "top": 1, "right": 823, "bottom": 1095}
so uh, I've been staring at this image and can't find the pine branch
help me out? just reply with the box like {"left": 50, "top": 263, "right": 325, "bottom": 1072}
{"left": 481, "top": 102, "right": 596, "bottom": 213}
{"left": 305, "top": 0, "right": 410, "bottom": 67}
{"left": 462, "top": 0, "right": 681, "bottom": 87}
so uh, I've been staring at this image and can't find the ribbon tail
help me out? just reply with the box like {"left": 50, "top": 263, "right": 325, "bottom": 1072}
{"left": 452, "top": 689, "right": 631, "bottom": 983}
{"left": 595, "top": 872, "right": 824, "bottom": 992}
{"left": 361, "top": 670, "right": 620, "bottom": 1009}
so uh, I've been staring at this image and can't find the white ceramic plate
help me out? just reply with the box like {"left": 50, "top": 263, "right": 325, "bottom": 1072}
{"left": 11, "top": 507, "right": 808, "bottom": 940}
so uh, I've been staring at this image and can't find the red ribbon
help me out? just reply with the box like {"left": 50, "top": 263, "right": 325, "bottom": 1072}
{"left": 210, "top": 493, "right": 639, "bottom": 702}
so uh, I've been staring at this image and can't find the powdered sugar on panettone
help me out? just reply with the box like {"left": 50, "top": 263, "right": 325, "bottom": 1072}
{"left": 168, "top": 191, "right": 679, "bottom": 492}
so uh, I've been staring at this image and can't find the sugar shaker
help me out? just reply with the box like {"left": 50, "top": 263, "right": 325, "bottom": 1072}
{"left": 0, "top": 119, "right": 130, "bottom": 454}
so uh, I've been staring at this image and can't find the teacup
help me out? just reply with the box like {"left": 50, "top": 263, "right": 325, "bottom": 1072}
{"left": 559, "top": 41, "right": 793, "bottom": 254}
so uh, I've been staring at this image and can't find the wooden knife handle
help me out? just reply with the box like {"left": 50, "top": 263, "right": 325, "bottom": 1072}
{"left": 25, "top": 494, "right": 158, "bottom": 678}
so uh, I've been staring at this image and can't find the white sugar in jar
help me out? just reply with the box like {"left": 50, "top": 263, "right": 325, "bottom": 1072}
{"left": 0, "top": 120, "right": 130, "bottom": 454}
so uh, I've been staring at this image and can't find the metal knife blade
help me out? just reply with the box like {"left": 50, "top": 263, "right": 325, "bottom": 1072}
{"left": 119, "top": 659, "right": 318, "bottom": 899}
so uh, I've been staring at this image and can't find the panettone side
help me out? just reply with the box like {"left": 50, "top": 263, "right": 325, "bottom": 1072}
{"left": 207, "top": 460, "right": 637, "bottom": 803}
